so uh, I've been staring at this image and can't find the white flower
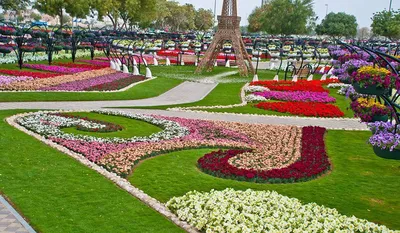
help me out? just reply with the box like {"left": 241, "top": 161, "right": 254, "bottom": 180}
{"left": 166, "top": 189, "right": 398, "bottom": 233}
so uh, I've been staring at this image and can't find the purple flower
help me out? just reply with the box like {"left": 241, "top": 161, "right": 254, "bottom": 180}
{"left": 23, "top": 64, "right": 91, "bottom": 73}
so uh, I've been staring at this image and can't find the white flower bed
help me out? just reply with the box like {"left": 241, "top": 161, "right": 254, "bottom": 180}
{"left": 166, "top": 189, "right": 397, "bottom": 233}
{"left": 327, "top": 83, "right": 351, "bottom": 89}
{"left": 244, "top": 94, "right": 268, "bottom": 103}
{"left": 244, "top": 85, "right": 270, "bottom": 93}
{"left": 16, "top": 110, "right": 189, "bottom": 143}
{"left": 0, "top": 50, "right": 103, "bottom": 64}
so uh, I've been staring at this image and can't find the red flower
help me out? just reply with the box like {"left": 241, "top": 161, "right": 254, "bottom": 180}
{"left": 254, "top": 102, "right": 344, "bottom": 118}
{"left": 197, "top": 127, "right": 331, "bottom": 183}
{"left": 0, "top": 70, "right": 61, "bottom": 78}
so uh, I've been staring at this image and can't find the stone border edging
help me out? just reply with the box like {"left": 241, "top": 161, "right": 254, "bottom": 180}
{"left": 6, "top": 112, "right": 199, "bottom": 233}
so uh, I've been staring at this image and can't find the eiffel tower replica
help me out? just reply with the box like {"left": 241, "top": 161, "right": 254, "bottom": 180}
{"left": 196, "top": 0, "right": 254, "bottom": 76}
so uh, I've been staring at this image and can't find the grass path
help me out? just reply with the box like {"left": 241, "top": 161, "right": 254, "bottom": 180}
{"left": 0, "top": 110, "right": 184, "bottom": 233}
{"left": 130, "top": 130, "right": 400, "bottom": 230}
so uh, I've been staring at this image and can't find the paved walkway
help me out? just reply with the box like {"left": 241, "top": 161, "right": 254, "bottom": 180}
{"left": 0, "top": 196, "right": 35, "bottom": 233}
{"left": 0, "top": 81, "right": 217, "bottom": 110}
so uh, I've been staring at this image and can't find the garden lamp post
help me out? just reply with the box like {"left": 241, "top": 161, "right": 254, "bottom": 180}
{"left": 389, "top": 0, "right": 393, "bottom": 12}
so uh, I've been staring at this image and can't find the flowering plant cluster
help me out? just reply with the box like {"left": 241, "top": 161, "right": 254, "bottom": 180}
{"left": 350, "top": 66, "right": 394, "bottom": 89}
{"left": 23, "top": 64, "right": 91, "bottom": 74}
{"left": 255, "top": 102, "right": 344, "bottom": 117}
{"left": 368, "top": 121, "right": 400, "bottom": 151}
{"left": 327, "top": 83, "right": 350, "bottom": 89}
{"left": 350, "top": 98, "right": 391, "bottom": 122}
{"left": 198, "top": 126, "right": 329, "bottom": 183}
{"left": 254, "top": 90, "right": 336, "bottom": 103}
{"left": 0, "top": 26, "right": 16, "bottom": 35}
{"left": 166, "top": 188, "right": 396, "bottom": 233}
{"left": 79, "top": 60, "right": 110, "bottom": 67}
{"left": 244, "top": 94, "right": 268, "bottom": 103}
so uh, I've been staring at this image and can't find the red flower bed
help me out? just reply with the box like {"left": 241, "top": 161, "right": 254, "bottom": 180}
{"left": 54, "top": 62, "right": 108, "bottom": 70}
{"left": 0, "top": 70, "right": 61, "bottom": 78}
{"left": 255, "top": 102, "right": 344, "bottom": 117}
{"left": 198, "top": 126, "right": 330, "bottom": 183}
{"left": 84, "top": 75, "right": 146, "bottom": 91}
{"left": 250, "top": 80, "right": 337, "bottom": 93}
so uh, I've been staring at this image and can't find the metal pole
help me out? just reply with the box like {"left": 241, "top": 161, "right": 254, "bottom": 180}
{"left": 389, "top": 0, "right": 393, "bottom": 12}
{"left": 214, "top": 0, "right": 217, "bottom": 25}
{"left": 325, "top": 4, "right": 329, "bottom": 17}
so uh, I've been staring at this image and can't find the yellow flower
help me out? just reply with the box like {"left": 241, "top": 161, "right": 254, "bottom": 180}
{"left": 357, "top": 97, "right": 386, "bottom": 108}
{"left": 358, "top": 66, "right": 390, "bottom": 76}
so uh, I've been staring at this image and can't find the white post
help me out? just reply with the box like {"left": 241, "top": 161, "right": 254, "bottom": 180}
{"left": 133, "top": 66, "right": 139, "bottom": 75}
{"left": 225, "top": 60, "right": 230, "bottom": 68}
{"left": 146, "top": 67, "right": 152, "bottom": 78}
{"left": 122, "top": 64, "right": 129, "bottom": 73}
{"left": 273, "top": 75, "right": 279, "bottom": 81}
{"left": 153, "top": 57, "right": 158, "bottom": 66}
{"left": 165, "top": 57, "right": 171, "bottom": 66}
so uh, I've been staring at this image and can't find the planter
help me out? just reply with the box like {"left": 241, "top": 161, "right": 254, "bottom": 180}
{"left": 352, "top": 82, "right": 385, "bottom": 95}
{"left": 371, "top": 115, "right": 389, "bottom": 122}
{"left": 340, "top": 78, "right": 352, "bottom": 84}
{"left": 373, "top": 146, "right": 400, "bottom": 160}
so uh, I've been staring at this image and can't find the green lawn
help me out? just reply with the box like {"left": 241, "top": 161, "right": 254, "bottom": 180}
{"left": 130, "top": 130, "right": 400, "bottom": 230}
{"left": 61, "top": 112, "right": 162, "bottom": 138}
{"left": 0, "top": 110, "right": 184, "bottom": 233}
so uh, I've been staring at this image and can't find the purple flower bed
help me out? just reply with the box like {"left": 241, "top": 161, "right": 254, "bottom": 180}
{"left": 39, "top": 72, "right": 132, "bottom": 91}
{"left": 254, "top": 91, "right": 336, "bottom": 103}
{"left": 23, "top": 64, "right": 90, "bottom": 74}
{"left": 79, "top": 60, "right": 110, "bottom": 66}
{"left": 0, "top": 75, "right": 33, "bottom": 85}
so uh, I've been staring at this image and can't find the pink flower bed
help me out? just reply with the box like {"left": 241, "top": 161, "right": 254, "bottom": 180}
{"left": 254, "top": 91, "right": 336, "bottom": 103}
{"left": 79, "top": 60, "right": 110, "bottom": 67}
{"left": 39, "top": 72, "right": 133, "bottom": 91}
{"left": 23, "top": 64, "right": 91, "bottom": 74}
{"left": 0, "top": 75, "right": 33, "bottom": 85}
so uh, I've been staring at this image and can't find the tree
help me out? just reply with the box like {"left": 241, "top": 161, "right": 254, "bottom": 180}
{"left": 357, "top": 27, "right": 371, "bottom": 40}
{"left": 195, "top": 8, "right": 214, "bottom": 31}
{"left": 34, "top": 0, "right": 90, "bottom": 29}
{"left": 30, "top": 12, "right": 42, "bottom": 22}
{"left": 259, "top": 0, "right": 315, "bottom": 35}
{"left": 371, "top": 10, "right": 400, "bottom": 41}
{"left": 0, "top": 0, "right": 29, "bottom": 11}
{"left": 248, "top": 6, "right": 264, "bottom": 32}
{"left": 315, "top": 12, "right": 358, "bottom": 39}
{"left": 153, "top": 0, "right": 171, "bottom": 29}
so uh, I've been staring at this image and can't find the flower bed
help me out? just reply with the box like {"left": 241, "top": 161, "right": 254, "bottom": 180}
{"left": 0, "top": 75, "right": 33, "bottom": 85}
{"left": 0, "top": 68, "right": 116, "bottom": 91}
{"left": 79, "top": 59, "right": 110, "bottom": 67}
{"left": 368, "top": 121, "right": 400, "bottom": 151}
{"left": 15, "top": 110, "right": 324, "bottom": 181}
{"left": 198, "top": 126, "right": 329, "bottom": 183}
{"left": 250, "top": 80, "right": 337, "bottom": 93}
{"left": 39, "top": 72, "right": 135, "bottom": 91}
{"left": 255, "top": 102, "right": 344, "bottom": 118}
{"left": 23, "top": 64, "right": 92, "bottom": 74}
{"left": 55, "top": 62, "right": 108, "bottom": 70}
{"left": 84, "top": 76, "right": 146, "bottom": 91}
{"left": 254, "top": 90, "right": 336, "bottom": 103}
{"left": 166, "top": 188, "right": 396, "bottom": 233}
{"left": 0, "top": 70, "right": 61, "bottom": 78}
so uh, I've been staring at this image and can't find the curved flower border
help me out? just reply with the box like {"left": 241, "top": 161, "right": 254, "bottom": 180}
{"left": 197, "top": 126, "right": 331, "bottom": 183}
{"left": 16, "top": 110, "right": 189, "bottom": 143}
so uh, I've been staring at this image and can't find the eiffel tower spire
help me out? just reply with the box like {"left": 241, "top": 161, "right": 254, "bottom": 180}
{"left": 196, "top": 0, "right": 254, "bottom": 76}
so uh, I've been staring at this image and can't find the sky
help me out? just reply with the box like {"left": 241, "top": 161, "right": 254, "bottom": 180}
{"left": 175, "top": 0, "right": 399, "bottom": 28}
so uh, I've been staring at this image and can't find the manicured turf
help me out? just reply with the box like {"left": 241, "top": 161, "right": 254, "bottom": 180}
{"left": 0, "top": 110, "right": 184, "bottom": 233}
{"left": 61, "top": 112, "right": 162, "bottom": 138}
{"left": 130, "top": 130, "right": 400, "bottom": 230}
